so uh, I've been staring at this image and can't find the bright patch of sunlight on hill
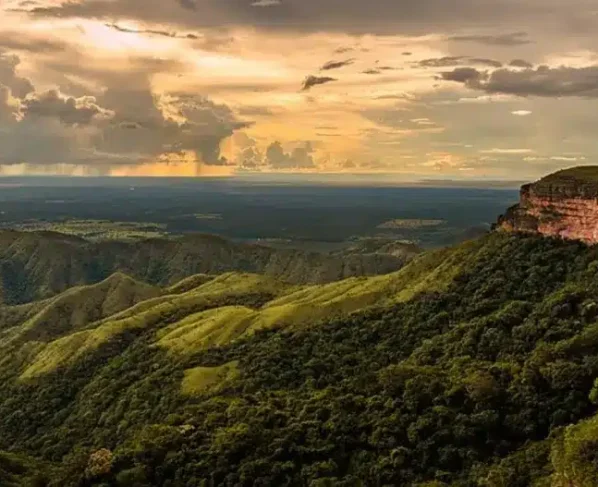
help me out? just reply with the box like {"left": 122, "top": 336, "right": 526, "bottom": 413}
{"left": 181, "top": 361, "right": 240, "bottom": 396}
{"left": 157, "top": 307, "right": 256, "bottom": 354}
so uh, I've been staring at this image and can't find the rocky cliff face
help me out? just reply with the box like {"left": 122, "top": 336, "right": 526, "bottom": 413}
{"left": 498, "top": 166, "right": 598, "bottom": 244}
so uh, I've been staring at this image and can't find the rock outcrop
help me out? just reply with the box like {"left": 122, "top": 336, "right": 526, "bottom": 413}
{"left": 498, "top": 166, "right": 598, "bottom": 244}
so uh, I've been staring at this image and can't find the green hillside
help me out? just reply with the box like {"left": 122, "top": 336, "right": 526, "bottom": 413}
{"left": 3, "top": 232, "right": 598, "bottom": 485}
{"left": 0, "top": 230, "right": 419, "bottom": 305}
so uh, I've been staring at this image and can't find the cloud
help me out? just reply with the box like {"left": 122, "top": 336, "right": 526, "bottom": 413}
{"left": 237, "top": 105, "right": 275, "bottom": 117}
{"left": 105, "top": 23, "right": 178, "bottom": 38}
{"left": 18, "top": 0, "right": 562, "bottom": 37}
{"left": 550, "top": 155, "right": 586, "bottom": 161}
{"left": 251, "top": 0, "right": 282, "bottom": 6}
{"left": 103, "top": 23, "right": 218, "bottom": 43}
{"left": 511, "top": 110, "right": 532, "bottom": 116}
{"left": 301, "top": 75, "right": 337, "bottom": 91}
{"left": 419, "top": 57, "right": 502, "bottom": 68}
{"left": 0, "top": 33, "right": 67, "bottom": 53}
{"left": 334, "top": 46, "right": 354, "bottom": 54}
{"left": 440, "top": 67, "right": 485, "bottom": 83}
{"left": 480, "top": 148, "right": 534, "bottom": 154}
{"left": 234, "top": 136, "right": 320, "bottom": 171}
{"left": 374, "top": 93, "right": 412, "bottom": 100}
{"left": 470, "top": 58, "right": 503, "bottom": 68}
{"left": 419, "top": 56, "right": 467, "bottom": 68}
{"left": 265, "top": 141, "right": 316, "bottom": 169}
{"left": 442, "top": 65, "right": 598, "bottom": 98}
{"left": 363, "top": 69, "right": 381, "bottom": 75}
{"left": 0, "top": 85, "right": 19, "bottom": 122}
{"left": 238, "top": 146, "right": 263, "bottom": 169}
{"left": 0, "top": 52, "right": 34, "bottom": 99}
{"left": 449, "top": 32, "right": 532, "bottom": 46}
{"left": 362, "top": 107, "right": 442, "bottom": 132}
{"left": 509, "top": 59, "right": 534, "bottom": 68}
{"left": 320, "top": 58, "right": 355, "bottom": 71}
{"left": 99, "top": 90, "right": 250, "bottom": 165}
{"left": 178, "top": 0, "right": 197, "bottom": 11}
{"left": 23, "top": 90, "right": 112, "bottom": 125}
{"left": 0, "top": 56, "right": 249, "bottom": 168}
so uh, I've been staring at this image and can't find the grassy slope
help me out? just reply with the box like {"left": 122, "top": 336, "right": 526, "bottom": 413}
{"left": 14, "top": 273, "right": 160, "bottom": 342}
{"left": 14, "top": 237, "right": 489, "bottom": 378}
{"left": 18, "top": 272, "right": 290, "bottom": 378}
{"left": 181, "top": 361, "right": 240, "bottom": 395}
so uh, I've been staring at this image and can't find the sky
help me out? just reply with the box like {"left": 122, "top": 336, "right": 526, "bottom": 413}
{"left": 0, "top": 0, "right": 597, "bottom": 179}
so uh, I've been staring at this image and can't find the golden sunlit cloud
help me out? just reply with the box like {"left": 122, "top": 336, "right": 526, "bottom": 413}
{"left": 1, "top": 1, "right": 598, "bottom": 178}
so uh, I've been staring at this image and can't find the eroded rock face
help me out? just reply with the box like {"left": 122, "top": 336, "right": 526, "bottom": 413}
{"left": 498, "top": 166, "right": 598, "bottom": 244}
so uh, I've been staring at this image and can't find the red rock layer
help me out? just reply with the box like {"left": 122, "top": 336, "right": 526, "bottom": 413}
{"left": 498, "top": 185, "right": 598, "bottom": 244}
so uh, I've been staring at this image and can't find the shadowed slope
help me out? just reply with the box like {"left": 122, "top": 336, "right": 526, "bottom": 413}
{"left": 0, "top": 230, "right": 419, "bottom": 305}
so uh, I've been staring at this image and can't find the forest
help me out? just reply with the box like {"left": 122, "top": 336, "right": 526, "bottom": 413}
{"left": 1, "top": 232, "right": 598, "bottom": 486}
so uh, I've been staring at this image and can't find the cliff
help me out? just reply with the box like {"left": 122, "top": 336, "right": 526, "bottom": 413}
{"left": 498, "top": 166, "right": 598, "bottom": 244}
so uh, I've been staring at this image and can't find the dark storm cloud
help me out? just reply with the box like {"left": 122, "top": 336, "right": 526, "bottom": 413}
{"left": 449, "top": 32, "right": 532, "bottom": 46}
{"left": 0, "top": 59, "right": 250, "bottom": 167}
{"left": 320, "top": 59, "right": 355, "bottom": 71}
{"left": 23, "top": 89, "right": 111, "bottom": 125}
{"left": 441, "top": 65, "right": 598, "bottom": 98}
{"left": 301, "top": 75, "right": 337, "bottom": 91}
{"left": 18, "top": 0, "right": 572, "bottom": 36}
{"left": 509, "top": 59, "right": 534, "bottom": 68}
{"left": 98, "top": 89, "right": 251, "bottom": 165}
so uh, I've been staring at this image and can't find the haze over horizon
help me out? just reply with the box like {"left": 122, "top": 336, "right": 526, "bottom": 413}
{"left": 1, "top": 0, "right": 597, "bottom": 179}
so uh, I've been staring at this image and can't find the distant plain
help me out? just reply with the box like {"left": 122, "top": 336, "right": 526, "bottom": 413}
{"left": 0, "top": 177, "right": 518, "bottom": 248}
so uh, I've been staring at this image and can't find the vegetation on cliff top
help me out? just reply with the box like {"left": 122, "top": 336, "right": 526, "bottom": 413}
{"left": 539, "top": 165, "right": 598, "bottom": 184}
{"left": 530, "top": 165, "right": 598, "bottom": 197}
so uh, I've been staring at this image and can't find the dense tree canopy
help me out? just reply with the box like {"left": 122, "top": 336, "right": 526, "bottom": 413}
{"left": 2, "top": 233, "right": 598, "bottom": 485}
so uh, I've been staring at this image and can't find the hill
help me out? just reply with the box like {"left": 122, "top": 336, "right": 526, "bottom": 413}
{"left": 0, "top": 230, "right": 419, "bottom": 305}
{"left": 2, "top": 230, "right": 598, "bottom": 485}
